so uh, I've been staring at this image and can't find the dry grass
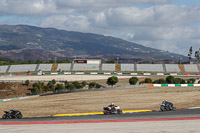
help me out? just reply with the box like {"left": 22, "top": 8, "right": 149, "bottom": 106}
{"left": 0, "top": 86, "right": 200, "bottom": 117}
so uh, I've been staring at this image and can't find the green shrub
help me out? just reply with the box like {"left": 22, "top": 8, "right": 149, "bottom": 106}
{"left": 198, "top": 80, "right": 200, "bottom": 84}
{"left": 153, "top": 79, "right": 166, "bottom": 84}
{"left": 81, "top": 81, "right": 87, "bottom": 87}
{"left": 25, "top": 80, "right": 30, "bottom": 86}
{"left": 187, "top": 78, "right": 195, "bottom": 84}
{"left": 139, "top": 80, "right": 145, "bottom": 84}
{"left": 174, "top": 78, "right": 182, "bottom": 84}
{"left": 52, "top": 79, "right": 56, "bottom": 85}
{"left": 47, "top": 81, "right": 55, "bottom": 91}
{"left": 31, "top": 87, "right": 42, "bottom": 95}
{"left": 89, "top": 82, "right": 102, "bottom": 89}
{"left": 144, "top": 78, "right": 152, "bottom": 83}
{"left": 72, "top": 81, "right": 83, "bottom": 89}
{"left": 65, "top": 83, "right": 76, "bottom": 91}
{"left": 106, "top": 76, "right": 118, "bottom": 87}
{"left": 166, "top": 76, "right": 175, "bottom": 84}
{"left": 64, "top": 80, "right": 68, "bottom": 85}
{"left": 129, "top": 77, "right": 138, "bottom": 85}
{"left": 180, "top": 79, "right": 186, "bottom": 84}
{"left": 55, "top": 84, "right": 65, "bottom": 92}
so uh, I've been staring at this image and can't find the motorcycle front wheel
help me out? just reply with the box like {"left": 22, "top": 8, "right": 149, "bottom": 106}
{"left": 160, "top": 106, "right": 165, "bottom": 111}
{"left": 2, "top": 114, "right": 9, "bottom": 119}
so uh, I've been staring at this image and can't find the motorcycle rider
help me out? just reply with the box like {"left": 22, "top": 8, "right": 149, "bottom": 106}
{"left": 9, "top": 109, "right": 18, "bottom": 117}
{"left": 108, "top": 103, "right": 116, "bottom": 112}
{"left": 162, "top": 100, "right": 173, "bottom": 110}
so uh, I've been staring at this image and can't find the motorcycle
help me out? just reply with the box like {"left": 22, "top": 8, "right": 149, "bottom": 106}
{"left": 160, "top": 103, "right": 176, "bottom": 111}
{"left": 2, "top": 109, "right": 23, "bottom": 119}
{"left": 103, "top": 106, "right": 122, "bottom": 115}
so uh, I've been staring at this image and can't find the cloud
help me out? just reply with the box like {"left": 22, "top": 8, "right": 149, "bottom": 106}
{"left": 40, "top": 15, "right": 91, "bottom": 32}
{"left": 0, "top": 0, "right": 200, "bottom": 55}
{"left": 0, "top": 0, "right": 169, "bottom": 16}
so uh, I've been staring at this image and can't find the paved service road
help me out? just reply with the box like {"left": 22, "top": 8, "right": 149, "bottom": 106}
{"left": 0, "top": 108, "right": 200, "bottom": 133}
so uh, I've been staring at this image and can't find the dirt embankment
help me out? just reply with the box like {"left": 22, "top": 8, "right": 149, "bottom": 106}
{"left": 0, "top": 82, "right": 32, "bottom": 99}
{"left": 0, "top": 86, "right": 200, "bottom": 117}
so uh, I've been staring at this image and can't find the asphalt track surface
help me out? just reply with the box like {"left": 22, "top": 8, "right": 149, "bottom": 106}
{"left": 0, "top": 108, "right": 200, "bottom": 133}
{"left": 0, "top": 108, "right": 200, "bottom": 123}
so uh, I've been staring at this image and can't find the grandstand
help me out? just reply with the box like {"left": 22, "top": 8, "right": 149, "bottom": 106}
{"left": 102, "top": 64, "right": 115, "bottom": 71}
{"left": 121, "top": 64, "right": 135, "bottom": 71}
{"left": 37, "top": 64, "right": 53, "bottom": 71}
{"left": 72, "top": 64, "right": 100, "bottom": 71}
{"left": 184, "top": 64, "right": 200, "bottom": 73}
{"left": 0, "top": 63, "right": 200, "bottom": 74}
{"left": 56, "top": 63, "right": 71, "bottom": 71}
{"left": 0, "top": 66, "right": 8, "bottom": 73}
{"left": 136, "top": 64, "right": 164, "bottom": 72}
{"left": 8, "top": 64, "right": 37, "bottom": 73}
{"left": 165, "top": 64, "right": 180, "bottom": 72}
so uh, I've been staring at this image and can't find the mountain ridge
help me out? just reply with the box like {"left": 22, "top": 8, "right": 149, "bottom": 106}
{"left": 0, "top": 24, "right": 186, "bottom": 63}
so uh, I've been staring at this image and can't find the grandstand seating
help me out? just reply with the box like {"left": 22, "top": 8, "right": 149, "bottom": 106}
{"left": 102, "top": 64, "right": 115, "bottom": 71}
{"left": 136, "top": 64, "right": 164, "bottom": 72}
{"left": 0, "top": 66, "right": 8, "bottom": 73}
{"left": 121, "top": 64, "right": 135, "bottom": 71}
{"left": 8, "top": 64, "right": 37, "bottom": 73}
{"left": 165, "top": 64, "right": 180, "bottom": 72}
{"left": 37, "top": 64, "right": 53, "bottom": 71}
{"left": 184, "top": 64, "right": 199, "bottom": 72}
{"left": 72, "top": 64, "right": 100, "bottom": 71}
{"left": 56, "top": 63, "right": 71, "bottom": 71}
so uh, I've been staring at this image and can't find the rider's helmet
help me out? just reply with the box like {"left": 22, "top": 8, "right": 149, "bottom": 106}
{"left": 111, "top": 103, "right": 114, "bottom": 106}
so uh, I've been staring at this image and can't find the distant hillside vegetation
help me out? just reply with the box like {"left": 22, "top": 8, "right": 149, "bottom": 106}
{"left": 0, "top": 24, "right": 186, "bottom": 63}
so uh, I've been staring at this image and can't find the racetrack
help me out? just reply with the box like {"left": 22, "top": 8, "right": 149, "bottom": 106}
{"left": 0, "top": 108, "right": 200, "bottom": 133}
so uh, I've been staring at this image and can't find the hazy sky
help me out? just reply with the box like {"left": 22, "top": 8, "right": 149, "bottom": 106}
{"left": 0, "top": 0, "right": 199, "bottom": 56}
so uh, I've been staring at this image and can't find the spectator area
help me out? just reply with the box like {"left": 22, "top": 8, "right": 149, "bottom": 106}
{"left": 56, "top": 63, "right": 71, "bottom": 71}
{"left": 72, "top": 64, "right": 100, "bottom": 71}
{"left": 121, "top": 64, "right": 135, "bottom": 71}
{"left": 136, "top": 64, "right": 164, "bottom": 72}
{"left": 0, "top": 66, "right": 8, "bottom": 73}
{"left": 102, "top": 64, "right": 115, "bottom": 71}
{"left": 37, "top": 64, "right": 53, "bottom": 71}
{"left": 165, "top": 64, "right": 180, "bottom": 72}
{"left": 184, "top": 64, "right": 199, "bottom": 72}
{"left": 8, "top": 64, "right": 37, "bottom": 73}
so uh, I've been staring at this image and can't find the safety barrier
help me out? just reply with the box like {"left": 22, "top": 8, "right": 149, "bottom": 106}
{"left": 0, "top": 95, "right": 40, "bottom": 102}
{"left": 147, "top": 84, "right": 200, "bottom": 87}
{"left": 6, "top": 72, "right": 200, "bottom": 76}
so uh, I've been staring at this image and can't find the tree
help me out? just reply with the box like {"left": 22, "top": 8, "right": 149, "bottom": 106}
{"left": 174, "top": 78, "right": 182, "bottom": 84}
{"left": 188, "top": 46, "right": 193, "bottom": 60}
{"left": 106, "top": 76, "right": 118, "bottom": 87}
{"left": 153, "top": 79, "right": 166, "bottom": 84}
{"left": 89, "top": 82, "right": 102, "bottom": 89}
{"left": 81, "top": 81, "right": 87, "bottom": 87}
{"left": 72, "top": 81, "right": 82, "bottom": 89}
{"left": 65, "top": 83, "right": 76, "bottom": 91}
{"left": 180, "top": 79, "right": 186, "bottom": 84}
{"left": 52, "top": 79, "right": 56, "bottom": 85}
{"left": 47, "top": 81, "right": 55, "bottom": 91}
{"left": 106, "top": 60, "right": 115, "bottom": 64}
{"left": 144, "top": 78, "right": 152, "bottom": 83}
{"left": 194, "top": 49, "right": 200, "bottom": 62}
{"left": 25, "top": 80, "right": 30, "bottom": 86}
{"left": 55, "top": 84, "right": 65, "bottom": 92}
{"left": 198, "top": 80, "right": 200, "bottom": 84}
{"left": 166, "top": 76, "right": 175, "bottom": 84}
{"left": 129, "top": 77, "right": 138, "bottom": 85}
{"left": 187, "top": 78, "right": 195, "bottom": 84}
